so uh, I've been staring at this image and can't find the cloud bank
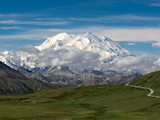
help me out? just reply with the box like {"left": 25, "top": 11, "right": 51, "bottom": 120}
{"left": 102, "top": 54, "right": 160, "bottom": 75}
{"left": 1, "top": 45, "right": 160, "bottom": 75}
{"left": 11, "top": 45, "right": 100, "bottom": 69}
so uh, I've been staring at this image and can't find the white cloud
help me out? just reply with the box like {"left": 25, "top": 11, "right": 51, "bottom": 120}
{"left": 0, "top": 14, "right": 23, "bottom": 17}
{"left": 128, "top": 43, "right": 135, "bottom": 45}
{"left": 150, "top": 3, "right": 160, "bottom": 7}
{"left": 152, "top": 42, "right": 160, "bottom": 47}
{"left": 67, "top": 27, "right": 160, "bottom": 42}
{"left": 0, "top": 29, "right": 63, "bottom": 40}
{"left": 0, "top": 26, "right": 22, "bottom": 30}
{"left": 0, "top": 13, "right": 38, "bottom": 18}
{"left": 36, "top": 15, "right": 160, "bottom": 22}
{"left": 102, "top": 28, "right": 160, "bottom": 42}
{"left": 14, "top": 46, "right": 100, "bottom": 69}
{"left": 0, "top": 20, "right": 69, "bottom": 26}
{"left": 101, "top": 54, "right": 160, "bottom": 75}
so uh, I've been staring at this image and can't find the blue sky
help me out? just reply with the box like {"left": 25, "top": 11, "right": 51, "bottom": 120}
{"left": 0, "top": 0, "right": 160, "bottom": 55}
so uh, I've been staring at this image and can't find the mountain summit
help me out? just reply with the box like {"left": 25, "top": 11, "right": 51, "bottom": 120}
{"left": 36, "top": 32, "right": 130, "bottom": 60}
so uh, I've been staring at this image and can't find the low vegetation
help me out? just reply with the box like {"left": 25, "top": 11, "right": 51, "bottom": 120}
{"left": 131, "top": 70, "right": 160, "bottom": 95}
{"left": 0, "top": 84, "right": 160, "bottom": 120}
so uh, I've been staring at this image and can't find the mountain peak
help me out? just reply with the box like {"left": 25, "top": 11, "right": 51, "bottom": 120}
{"left": 36, "top": 32, "right": 130, "bottom": 59}
{"left": 53, "top": 32, "right": 70, "bottom": 40}
{"left": 55, "top": 32, "right": 69, "bottom": 37}
{"left": 58, "top": 32, "right": 68, "bottom": 35}
{"left": 84, "top": 32, "right": 93, "bottom": 36}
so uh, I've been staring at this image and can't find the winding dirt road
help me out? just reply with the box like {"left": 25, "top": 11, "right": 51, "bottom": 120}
{"left": 125, "top": 82, "right": 160, "bottom": 98}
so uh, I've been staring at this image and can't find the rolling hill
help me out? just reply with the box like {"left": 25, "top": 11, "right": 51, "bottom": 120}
{"left": 130, "top": 70, "right": 160, "bottom": 95}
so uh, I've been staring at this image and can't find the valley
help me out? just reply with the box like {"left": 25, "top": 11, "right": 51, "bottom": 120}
{"left": 0, "top": 83, "right": 159, "bottom": 120}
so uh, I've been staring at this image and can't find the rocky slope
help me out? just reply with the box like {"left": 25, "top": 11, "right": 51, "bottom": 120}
{"left": 81, "top": 73, "right": 142, "bottom": 86}
{"left": 16, "top": 65, "right": 142, "bottom": 86}
{"left": 0, "top": 61, "right": 54, "bottom": 95}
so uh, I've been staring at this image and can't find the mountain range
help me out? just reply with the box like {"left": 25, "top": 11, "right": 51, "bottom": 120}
{"left": 0, "top": 32, "right": 141, "bottom": 87}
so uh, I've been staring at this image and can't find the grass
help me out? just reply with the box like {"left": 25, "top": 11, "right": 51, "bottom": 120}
{"left": 0, "top": 84, "right": 159, "bottom": 119}
{"left": 130, "top": 70, "right": 160, "bottom": 95}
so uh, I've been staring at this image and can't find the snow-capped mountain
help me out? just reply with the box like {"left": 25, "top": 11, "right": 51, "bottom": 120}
{"left": 36, "top": 32, "right": 130, "bottom": 60}
{"left": 0, "top": 51, "right": 17, "bottom": 68}
{"left": 0, "top": 32, "right": 131, "bottom": 71}
{"left": 0, "top": 33, "right": 140, "bottom": 86}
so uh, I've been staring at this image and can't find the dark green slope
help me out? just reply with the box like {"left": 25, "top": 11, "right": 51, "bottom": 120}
{"left": 130, "top": 70, "right": 160, "bottom": 95}
{"left": 0, "top": 61, "right": 53, "bottom": 95}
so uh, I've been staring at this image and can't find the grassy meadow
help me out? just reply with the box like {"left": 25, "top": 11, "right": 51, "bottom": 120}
{"left": 0, "top": 84, "right": 159, "bottom": 120}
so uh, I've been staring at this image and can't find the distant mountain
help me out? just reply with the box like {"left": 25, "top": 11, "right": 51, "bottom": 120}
{"left": 17, "top": 65, "right": 142, "bottom": 87}
{"left": 16, "top": 67, "right": 52, "bottom": 83}
{"left": 0, "top": 61, "right": 53, "bottom": 95}
{"left": 36, "top": 32, "right": 130, "bottom": 60}
{"left": 80, "top": 73, "right": 142, "bottom": 86}
{"left": 0, "top": 32, "right": 131, "bottom": 70}
{"left": 0, "top": 32, "right": 139, "bottom": 87}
